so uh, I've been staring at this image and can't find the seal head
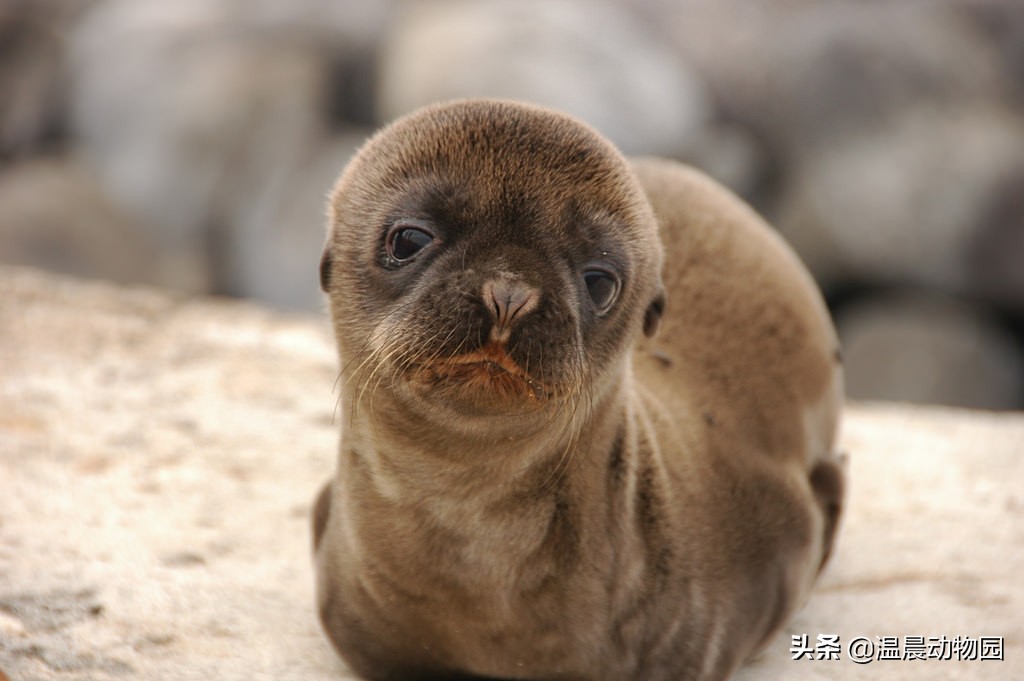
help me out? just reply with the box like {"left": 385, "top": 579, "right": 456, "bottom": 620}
{"left": 321, "top": 99, "right": 664, "bottom": 436}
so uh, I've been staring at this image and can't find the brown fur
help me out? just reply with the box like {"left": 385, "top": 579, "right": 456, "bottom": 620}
{"left": 313, "top": 100, "right": 845, "bottom": 681}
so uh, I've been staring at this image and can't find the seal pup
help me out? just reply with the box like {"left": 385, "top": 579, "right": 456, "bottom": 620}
{"left": 313, "top": 99, "right": 845, "bottom": 681}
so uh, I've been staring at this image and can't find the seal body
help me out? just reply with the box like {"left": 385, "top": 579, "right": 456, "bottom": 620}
{"left": 313, "top": 100, "right": 844, "bottom": 681}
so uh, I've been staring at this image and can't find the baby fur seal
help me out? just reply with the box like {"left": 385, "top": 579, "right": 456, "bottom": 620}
{"left": 313, "top": 99, "right": 845, "bottom": 681}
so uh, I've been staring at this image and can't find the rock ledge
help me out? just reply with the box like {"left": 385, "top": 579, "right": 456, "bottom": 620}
{"left": 1, "top": 267, "right": 1020, "bottom": 680}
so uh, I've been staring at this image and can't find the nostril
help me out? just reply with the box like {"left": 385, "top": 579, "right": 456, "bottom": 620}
{"left": 482, "top": 278, "right": 540, "bottom": 338}
{"left": 497, "top": 288, "right": 529, "bottom": 321}
{"left": 490, "top": 290, "right": 504, "bottom": 321}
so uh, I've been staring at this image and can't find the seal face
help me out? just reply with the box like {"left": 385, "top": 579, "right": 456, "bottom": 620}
{"left": 314, "top": 100, "right": 844, "bottom": 681}
{"left": 322, "top": 100, "right": 663, "bottom": 435}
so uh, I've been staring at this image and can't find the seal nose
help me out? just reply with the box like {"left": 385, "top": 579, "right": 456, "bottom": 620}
{"left": 482, "top": 278, "right": 540, "bottom": 343}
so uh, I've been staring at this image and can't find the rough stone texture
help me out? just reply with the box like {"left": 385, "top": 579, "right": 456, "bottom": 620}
{"left": 1, "top": 267, "right": 1021, "bottom": 680}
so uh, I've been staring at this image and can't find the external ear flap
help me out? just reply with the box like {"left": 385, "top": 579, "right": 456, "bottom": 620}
{"left": 643, "top": 289, "right": 666, "bottom": 338}
{"left": 319, "top": 247, "right": 333, "bottom": 292}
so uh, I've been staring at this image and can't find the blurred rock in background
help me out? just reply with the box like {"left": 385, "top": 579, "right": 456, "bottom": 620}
{"left": 377, "top": 0, "right": 710, "bottom": 159}
{"left": 1, "top": 0, "right": 1021, "bottom": 408}
{"left": 777, "top": 107, "right": 1024, "bottom": 294}
{"left": 68, "top": 0, "right": 390, "bottom": 308}
{"left": 0, "top": 157, "right": 198, "bottom": 291}
{"left": 836, "top": 292, "right": 1023, "bottom": 410}
{"left": 0, "top": 0, "right": 80, "bottom": 160}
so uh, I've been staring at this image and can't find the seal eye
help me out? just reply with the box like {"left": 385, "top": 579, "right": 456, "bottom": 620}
{"left": 583, "top": 269, "right": 620, "bottom": 313}
{"left": 387, "top": 226, "right": 434, "bottom": 262}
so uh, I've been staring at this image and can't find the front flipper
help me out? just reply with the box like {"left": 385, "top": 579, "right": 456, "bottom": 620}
{"left": 810, "top": 451, "right": 847, "bottom": 573}
{"left": 312, "top": 480, "right": 332, "bottom": 552}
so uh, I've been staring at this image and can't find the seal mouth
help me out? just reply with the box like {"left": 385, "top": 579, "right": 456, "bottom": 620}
{"left": 414, "top": 342, "right": 550, "bottom": 404}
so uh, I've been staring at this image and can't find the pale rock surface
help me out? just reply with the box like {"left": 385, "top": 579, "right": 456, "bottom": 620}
{"left": 1, "top": 267, "right": 1021, "bottom": 680}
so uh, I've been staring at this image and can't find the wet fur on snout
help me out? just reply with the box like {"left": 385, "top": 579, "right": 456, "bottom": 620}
{"left": 313, "top": 100, "right": 845, "bottom": 681}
